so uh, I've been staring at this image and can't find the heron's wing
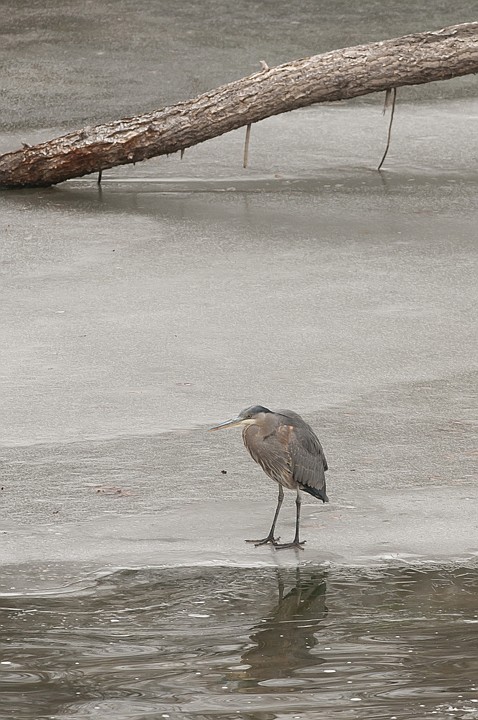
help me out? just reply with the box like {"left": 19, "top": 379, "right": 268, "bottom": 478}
{"left": 277, "top": 411, "right": 328, "bottom": 469}
{"left": 288, "top": 423, "right": 328, "bottom": 502}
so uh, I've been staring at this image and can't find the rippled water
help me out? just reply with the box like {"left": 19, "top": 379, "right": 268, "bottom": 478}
{"left": 1, "top": 565, "right": 477, "bottom": 719}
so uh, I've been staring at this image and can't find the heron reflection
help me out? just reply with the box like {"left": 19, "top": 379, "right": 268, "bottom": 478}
{"left": 228, "top": 568, "right": 328, "bottom": 689}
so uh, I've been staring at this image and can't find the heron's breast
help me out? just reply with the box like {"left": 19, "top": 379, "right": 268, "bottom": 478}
{"left": 258, "top": 448, "right": 295, "bottom": 490}
{"left": 243, "top": 426, "right": 294, "bottom": 488}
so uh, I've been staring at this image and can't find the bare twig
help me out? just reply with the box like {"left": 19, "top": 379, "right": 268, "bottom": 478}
{"left": 377, "top": 87, "right": 397, "bottom": 171}
{"left": 243, "top": 123, "right": 252, "bottom": 168}
{"left": 382, "top": 88, "right": 392, "bottom": 114}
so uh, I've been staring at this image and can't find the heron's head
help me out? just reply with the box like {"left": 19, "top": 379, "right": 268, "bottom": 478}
{"left": 209, "top": 405, "right": 272, "bottom": 431}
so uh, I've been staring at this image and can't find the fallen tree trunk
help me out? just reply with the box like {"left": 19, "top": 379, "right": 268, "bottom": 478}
{"left": 1, "top": 22, "right": 477, "bottom": 189}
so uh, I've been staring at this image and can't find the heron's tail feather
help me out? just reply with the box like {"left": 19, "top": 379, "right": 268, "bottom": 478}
{"left": 300, "top": 483, "right": 329, "bottom": 503}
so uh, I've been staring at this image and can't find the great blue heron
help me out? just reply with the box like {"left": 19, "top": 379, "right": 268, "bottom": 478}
{"left": 210, "top": 405, "right": 328, "bottom": 550}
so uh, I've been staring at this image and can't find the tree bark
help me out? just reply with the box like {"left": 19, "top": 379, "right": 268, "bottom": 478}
{"left": 1, "top": 22, "right": 477, "bottom": 189}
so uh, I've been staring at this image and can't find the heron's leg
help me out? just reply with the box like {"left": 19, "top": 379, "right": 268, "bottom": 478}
{"left": 294, "top": 489, "right": 302, "bottom": 544}
{"left": 246, "top": 485, "right": 283, "bottom": 546}
{"left": 268, "top": 485, "right": 284, "bottom": 538}
{"left": 274, "top": 488, "right": 306, "bottom": 550}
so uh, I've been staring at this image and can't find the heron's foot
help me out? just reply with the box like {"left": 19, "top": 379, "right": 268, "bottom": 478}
{"left": 245, "top": 535, "right": 280, "bottom": 547}
{"left": 273, "top": 540, "right": 306, "bottom": 551}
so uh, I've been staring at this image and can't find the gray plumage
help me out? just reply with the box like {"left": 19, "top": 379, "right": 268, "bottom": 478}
{"left": 210, "top": 405, "right": 329, "bottom": 549}
{"left": 243, "top": 408, "right": 328, "bottom": 502}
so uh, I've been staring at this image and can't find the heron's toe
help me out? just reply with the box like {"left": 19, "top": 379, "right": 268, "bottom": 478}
{"left": 245, "top": 536, "right": 280, "bottom": 547}
{"left": 273, "top": 540, "right": 306, "bottom": 551}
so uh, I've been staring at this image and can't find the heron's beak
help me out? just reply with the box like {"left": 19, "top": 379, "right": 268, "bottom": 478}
{"left": 209, "top": 416, "right": 243, "bottom": 431}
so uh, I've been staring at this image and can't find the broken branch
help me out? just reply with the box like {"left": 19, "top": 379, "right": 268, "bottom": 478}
{"left": 0, "top": 22, "right": 477, "bottom": 188}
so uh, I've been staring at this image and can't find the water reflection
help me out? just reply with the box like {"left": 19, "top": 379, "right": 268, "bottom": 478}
{"left": 0, "top": 565, "right": 477, "bottom": 719}
{"left": 232, "top": 569, "right": 328, "bottom": 690}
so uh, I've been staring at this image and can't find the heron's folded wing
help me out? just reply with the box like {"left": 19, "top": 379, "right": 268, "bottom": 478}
{"left": 289, "top": 426, "right": 328, "bottom": 501}
{"left": 277, "top": 410, "right": 328, "bottom": 471}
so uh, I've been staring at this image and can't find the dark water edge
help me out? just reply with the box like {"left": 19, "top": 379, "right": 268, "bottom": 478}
{"left": 1, "top": 564, "right": 477, "bottom": 720}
